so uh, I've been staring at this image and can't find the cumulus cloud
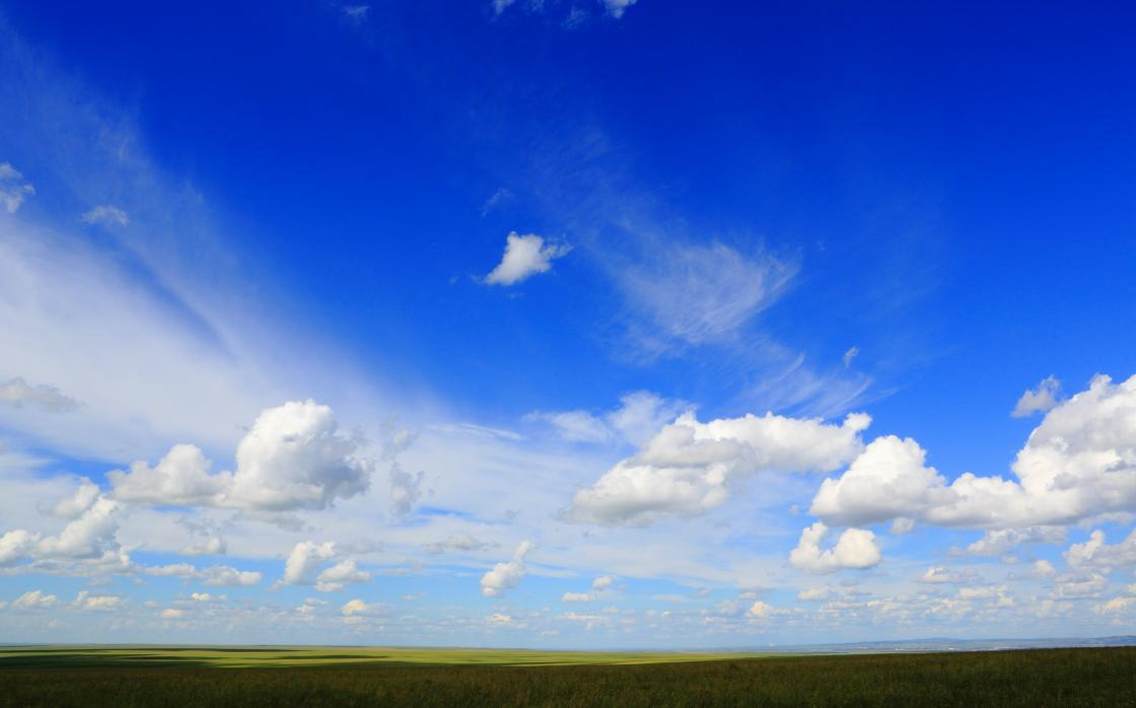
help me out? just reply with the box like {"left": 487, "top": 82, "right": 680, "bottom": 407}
{"left": 181, "top": 536, "right": 226, "bottom": 556}
{"left": 747, "top": 600, "right": 773, "bottom": 618}
{"left": 561, "top": 591, "right": 592, "bottom": 602}
{"left": 11, "top": 590, "right": 56, "bottom": 609}
{"left": 35, "top": 497, "right": 120, "bottom": 559}
{"left": 0, "top": 162, "right": 35, "bottom": 213}
{"left": 1012, "top": 376, "right": 1062, "bottom": 417}
{"left": 480, "top": 540, "right": 533, "bottom": 597}
{"left": 143, "top": 562, "right": 261, "bottom": 587}
{"left": 0, "top": 529, "right": 41, "bottom": 565}
{"left": 73, "top": 591, "right": 122, "bottom": 611}
{"left": 46, "top": 479, "right": 101, "bottom": 519}
{"left": 109, "top": 444, "right": 228, "bottom": 506}
{"left": 810, "top": 374, "right": 1136, "bottom": 530}
{"left": 341, "top": 598, "right": 380, "bottom": 617}
{"left": 316, "top": 559, "right": 371, "bottom": 593}
{"left": 483, "top": 232, "right": 570, "bottom": 286}
{"left": 788, "top": 522, "right": 881, "bottom": 574}
{"left": 1064, "top": 529, "right": 1136, "bottom": 571}
{"left": 108, "top": 400, "right": 373, "bottom": 511}
{"left": 282, "top": 541, "right": 337, "bottom": 586}
{"left": 963, "top": 526, "right": 1066, "bottom": 556}
{"left": 0, "top": 377, "right": 79, "bottom": 412}
{"left": 569, "top": 411, "right": 870, "bottom": 525}
{"left": 80, "top": 204, "right": 129, "bottom": 227}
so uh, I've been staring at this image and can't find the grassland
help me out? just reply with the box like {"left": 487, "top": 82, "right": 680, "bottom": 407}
{"left": 0, "top": 645, "right": 1133, "bottom": 706}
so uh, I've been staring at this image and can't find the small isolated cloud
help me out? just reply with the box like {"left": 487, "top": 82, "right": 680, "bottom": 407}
{"left": 491, "top": 0, "right": 519, "bottom": 15}
{"left": 0, "top": 377, "right": 79, "bottom": 413}
{"left": 341, "top": 598, "right": 380, "bottom": 617}
{"left": 73, "top": 591, "right": 122, "bottom": 611}
{"left": 0, "top": 162, "right": 35, "bottom": 213}
{"left": 601, "top": 0, "right": 638, "bottom": 18}
{"left": 480, "top": 540, "right": 533, "bottom": 597}
{"left": 483, "top": 232, "right": 570, "bottom": 286}
{"left": 1012, "top": 376, "right": 1062, "bottom": 417}
{"left": 561, "top": 591, "right": 592, "bottom": 602}
{"left": 80, "top": 205, "right": 129, "bottom": 227}
{"left": 316, "top": 559, "right": 371, "bottom": 592}
{"left": 12, "top": 590, "right": 57, "bottom": 609}
{"left": 917, "top": 566, "right": 974, "bottom": 584}
{"left": 747, "top": 600, "right": 772, "bottom": 618}
{"left": 789, "top": 522, "right": 881, "bottom": 574}
{"left": 341, "top": 4, "right": 369, "bottom": 23}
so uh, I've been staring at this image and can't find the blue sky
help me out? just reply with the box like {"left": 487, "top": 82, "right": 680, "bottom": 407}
{"left": 0, "top": 1, "right": 1134, "bottom": 647}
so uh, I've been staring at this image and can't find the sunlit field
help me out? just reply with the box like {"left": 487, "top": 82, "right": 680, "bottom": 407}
{"left": 1, "top": 646, "right": 1133, "bottom": 707}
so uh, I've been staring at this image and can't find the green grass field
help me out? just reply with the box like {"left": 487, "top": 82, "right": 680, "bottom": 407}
{"left": 0, "top": 645, "right": 1133, "bottom": 706}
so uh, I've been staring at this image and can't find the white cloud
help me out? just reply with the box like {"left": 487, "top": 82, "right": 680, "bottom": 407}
{"left": 11, "top": 590, "right": 56, "bottom": 609}
{"left": 601, "top": 0, "right": 638, "bottom": 18}
{"left": 35, "top": 497, "right": 120, "bottom": 559}
{"left": 0, "top": 529, "right": 41, "bottom": 565}
{"left": 0, "top": 377, "right": 78, "bottom": 412}
{"left": 316, "top": 559, "right": 371, "bottom": 592}
{"left": 483, "top": 232, "right": 570, "bottom": 286}
{"left": 747, "top": 600, "right": 772, "bottom": 618}
{"left": 109, "top": 444, "right": 228, "bottom": 507}
{"left": 1033, "top": 560, "right": 1057, "bottom": 578}
{"left": 810, "top": 374, "right": 1136, "bottom": 530}
{"left": 529, "top": 391, "right": 689, "bottom": 446}
{"left": 917, "top": 566, "right": 973, "bottom": 584}
{"left": 283, "top": 541, "right": 337, "bottom": 586}
{"left": 618, "top": 242, "right": 795, "bottom": 349}
{"left": 1012, "top": 376, "right": 1061, "bottom": 417}
{"left": 0, "top": 162, "right": 35, "bottom": 213}
{"left": 47, "top": 479, "right": 101, "bottom": 519}
{"left": 480, "top": 540, "right": 533, "bottom": 597}
{"left": 341, "top": 5, "right": 370, "bottom": 23}
{"left": 143, "top": 562, "right": 261, "bottom": 587}
{"left": 1064, "top": 529, "right": 1136, "bottom": 571}
{"left": 561, "top": 591, "right": 592, "bottom": 602}
{"left": 80, "top": 204, "right": 129, "bottom": 227}
{"left": 963, "top": 526, "right": 1066, "bottom": 556}
{"left": 569, "top": 411, "right": 869, "bottom": 525}
{"left": 181, "top": 536, "right": 226, "bottom": 556}
{"left": 341, "top": 598, "right": 379, "bottom": 616}
{"left": 788, "top": 522, "right": 881, "bottom": 574}
{"left": 227, "top": 400, "right": 373, "bottom": 511}
{"left": 73, "top": 591, "right": 122, "bottom": 611}
{"left": 108, "top": 401, "right": 373, "bottom": 511}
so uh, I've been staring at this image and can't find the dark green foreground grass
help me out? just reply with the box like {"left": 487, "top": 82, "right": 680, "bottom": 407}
{"left": 1, "top": 647, "right": 1133, "bottom": 707}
